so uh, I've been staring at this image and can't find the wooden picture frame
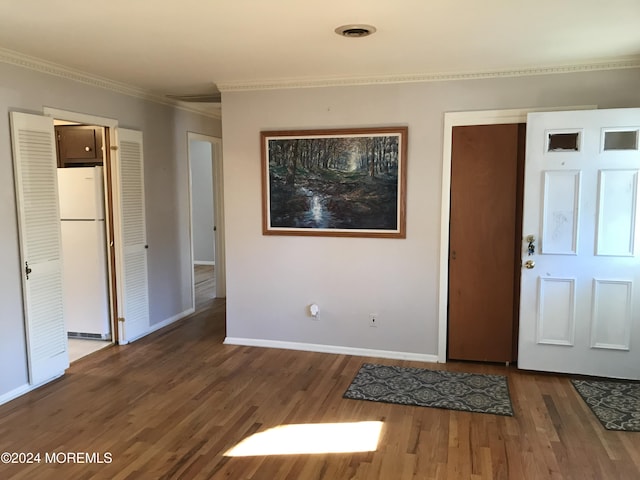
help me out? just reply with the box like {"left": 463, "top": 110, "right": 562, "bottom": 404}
{"left": 261, "top": 127, "right": 407, "bottom": 238}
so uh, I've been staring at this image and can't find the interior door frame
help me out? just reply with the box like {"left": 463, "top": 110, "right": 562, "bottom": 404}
{"left": 187, "top": 132, "right": 226, "bottom": 307}
{"left": 43, "top": 107, "right": 121, "bottom": 343}
{"left": 438, "top": 106, "right": 596, "bottom": 363}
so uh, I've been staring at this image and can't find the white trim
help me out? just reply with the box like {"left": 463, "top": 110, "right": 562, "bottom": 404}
{"left": 3, "top": 43, "right": 635, "bottom": 109}
{"left": 188, "top": 132, "right": 221, "bottom": 143}
{"left": 1, "top": 47, "right": 220, "bottom": 119}
{"left": 0, "top": 374, "right": 63, "bottom": 407}
{"left": 123, "top": 308, "right": 195, "bottom": 344}
{"left": 43, "top": 107, "right": 118, "bottom": 127}
{"left": 217, "top": 59, "right": 640, "bottom": 92}
{"left": 194, "top": 261, "right": 215, "bottom": 266}
{"left": 211, "top": 139, "right": 226, "bottom": 298}
{"left": 0, "top": 384, "right": 31, "bottom": 406}
{"left": 187, "top": 134, "right": 196, "bottom": 311}
{"left": 438, "top": 105, "right": 597, "bottom": 363}
{"left": 223, "top": 337, "right": 439, "bottom": 363}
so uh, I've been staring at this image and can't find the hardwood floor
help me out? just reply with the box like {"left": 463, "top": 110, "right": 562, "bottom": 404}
{"left": 0, "top": 299, "right": 638, "bottom": 479}
{"left": 194, "top": 264, "right": 215, "bottom": 310}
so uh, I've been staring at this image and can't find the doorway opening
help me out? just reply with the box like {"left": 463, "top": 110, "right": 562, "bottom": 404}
{"left": 53, "top": 119, "right": 116, "bottom": 362}
{"left": 188, "top": 132, "right": 225, "bottom": 310}
{"left": 189, "top": 138, "right": 215, "bottom": 307}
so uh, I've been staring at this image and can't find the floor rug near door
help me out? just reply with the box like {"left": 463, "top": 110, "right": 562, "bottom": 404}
{"left": 571, "top": 379, "right": 640, "bottom": 432}
{"left": 343, "top": 363, "right": 513, "bottom": 416}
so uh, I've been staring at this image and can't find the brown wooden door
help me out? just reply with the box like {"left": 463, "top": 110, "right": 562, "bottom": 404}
{"left": 448, "top": 124, "right": 525, "bottom": 362}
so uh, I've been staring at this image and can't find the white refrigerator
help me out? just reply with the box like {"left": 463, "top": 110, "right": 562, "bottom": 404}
{"left": 57, "top": 166, "right": 111, "bottom": 340}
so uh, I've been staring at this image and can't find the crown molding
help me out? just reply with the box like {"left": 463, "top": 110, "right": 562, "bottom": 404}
{"left": 0, "top": 47, "right": 221, "bottom": 120}
{"left": 217, "top": 57, "right": 640, "bottom": 92}
{"left": 4, "top": 44, "right": 637, "bottom": 111}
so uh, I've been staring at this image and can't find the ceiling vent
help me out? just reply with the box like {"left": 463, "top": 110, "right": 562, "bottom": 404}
{"left": 335, "top": 24, "right": 377, "bottom": 38}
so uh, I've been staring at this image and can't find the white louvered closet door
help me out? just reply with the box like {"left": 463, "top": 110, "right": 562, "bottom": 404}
{"left": 10, "top": 112, "right": 69, "bottom": 384}
{"left": 114, "top": 128, "right": 149, "bottom": 342}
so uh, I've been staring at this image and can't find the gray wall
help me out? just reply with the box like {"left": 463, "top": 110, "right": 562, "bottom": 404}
{"left": 0, "top": 61, "right": 221, "bottom": 397}
{"left": 190, "top": 140, "right": 215, "bottom": 263}
{"left": 221, "top": 68, "right": 640, "bottom": 358}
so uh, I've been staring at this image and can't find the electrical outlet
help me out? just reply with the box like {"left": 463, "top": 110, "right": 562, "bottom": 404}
{"left": 309, "top": 304, "right": 319, "bottom": 320}
{"left": 369, "top": 314, "right": 378, "bottom": 328}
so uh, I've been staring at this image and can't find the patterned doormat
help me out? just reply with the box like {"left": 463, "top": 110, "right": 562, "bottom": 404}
{"left": 343, "top": 363, "right": 513, "bottom": 416}
{"left": 571, "top": 379, "right": 640, "bottom": 431}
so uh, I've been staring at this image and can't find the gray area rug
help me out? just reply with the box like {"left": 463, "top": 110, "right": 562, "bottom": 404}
{"left": 343, "top": 363, "right": 513, "bottom": 416}
{"left": 571, "top": 379, "right": 640, "bottom": 432}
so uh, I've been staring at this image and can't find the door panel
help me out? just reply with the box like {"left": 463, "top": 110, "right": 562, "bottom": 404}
{"left": 448, "top": 124, "right": 522, "bottom": 362}
{"left": 596, "top": 169, "right": 637, "bottom": 256}
{"left": 113, "top": 128, "right": 149, "bottom": 343}
{"left": 519, "top": 108, "right": 640, "bottom": 379}
{"left": 9, "top": 111, "right": 68, "bottom": 384}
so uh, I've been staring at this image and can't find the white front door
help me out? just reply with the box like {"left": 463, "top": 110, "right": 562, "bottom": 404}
{"left": 519, "top": 108, "right": 640, "bottom": 380}
{"left": 10, "top": 112, "right": 69, "bottom": 384}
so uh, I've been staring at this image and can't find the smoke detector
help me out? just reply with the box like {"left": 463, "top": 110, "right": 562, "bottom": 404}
{"left": 335, "top": 24, "right": 377, "bottom": 38}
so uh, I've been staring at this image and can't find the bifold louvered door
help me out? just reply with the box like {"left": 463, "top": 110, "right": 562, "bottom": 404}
{"left": 10, "top": 112, "right": 68, "bottom": 384}
{"left": 519, "top": 108, "right": 640, "bottom": 379}
{"left": 114, "top": 128, "right": 149, "bottom": 342}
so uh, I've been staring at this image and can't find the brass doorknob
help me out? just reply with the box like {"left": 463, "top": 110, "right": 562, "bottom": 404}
{"left": 524, "top": 260, "right": 535, "bottom": 269}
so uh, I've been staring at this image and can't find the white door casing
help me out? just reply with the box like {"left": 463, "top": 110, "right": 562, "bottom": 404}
{"left": 112, "top": 128, "right": 150, "bottom": 343}
{"left": 519, "top": 108, "right": 640, "bottom": 380}
{"left": 9, "top": 111, "right": 68, "bottom": 384}
{"left": 212, "top": 137, "right": 226, "bottom": 298}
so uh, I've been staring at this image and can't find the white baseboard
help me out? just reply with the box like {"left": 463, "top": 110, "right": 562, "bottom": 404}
{"left": 223, "top": 337, "right": 439, "bottom": 363}
{"left": 0, "top": 373, "right": 64, "bottom": 407}
{"left": 149, "top": 307, "right": 195, "bottom": 333}
{"left": 126, "top": 308, "right": 196, "bottom": 344}
{"left": 194, "top": 261, "right": 215, "bottom": 266}
{"left": 0, "top": 384, "right": 31, "bottom": 406}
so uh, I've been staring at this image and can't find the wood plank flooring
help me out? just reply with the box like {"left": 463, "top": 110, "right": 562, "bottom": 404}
{"left": 0, "top": 299, "right": 638, "bottom": 479}
{"left": 194, "top": 265, "right": 215, "bottom": 310}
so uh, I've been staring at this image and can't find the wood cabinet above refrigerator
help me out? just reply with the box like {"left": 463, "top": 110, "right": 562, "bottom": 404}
{"left": 55, "top": 125, "right": 104, "bottom": 167}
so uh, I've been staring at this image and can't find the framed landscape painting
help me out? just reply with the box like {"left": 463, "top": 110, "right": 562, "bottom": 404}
{"left": 261, "top": 127, "right": 407, "bottom": 238}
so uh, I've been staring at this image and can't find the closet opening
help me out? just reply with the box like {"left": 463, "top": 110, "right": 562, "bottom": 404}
{"left": 54, "top": 120, "right": 117, "bottom": 361}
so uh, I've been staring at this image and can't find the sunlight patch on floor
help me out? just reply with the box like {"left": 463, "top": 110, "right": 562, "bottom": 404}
{"left": 224, "top": 421, "right": 383, "bottom": 457}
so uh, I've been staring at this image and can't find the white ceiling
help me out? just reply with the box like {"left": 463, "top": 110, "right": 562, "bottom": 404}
{"left": 1, "top": 0, "right": 639, "bottom": 98}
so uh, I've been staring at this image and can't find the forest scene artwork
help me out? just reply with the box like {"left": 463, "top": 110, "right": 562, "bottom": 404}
{"left": 261, "top": 127, "right": 407, "bottom": 237}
